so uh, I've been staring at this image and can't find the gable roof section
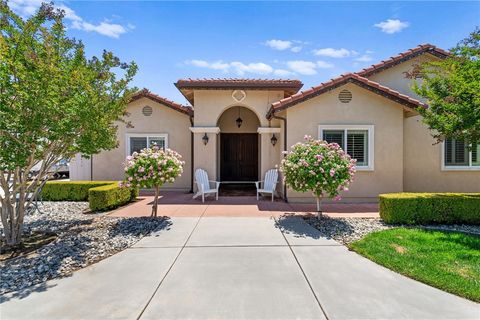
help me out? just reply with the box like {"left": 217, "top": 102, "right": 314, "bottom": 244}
{"left": 129, "top": 89, "right": 193, "bottom": 116}
{"left": 357, "top": 43, "right": 450, "bottom": 77}
{"left": 175, "top": 78, "right": 303, "bottom": 104}
{"left": 266, "top": 73, "right": 427, "bottom": 119}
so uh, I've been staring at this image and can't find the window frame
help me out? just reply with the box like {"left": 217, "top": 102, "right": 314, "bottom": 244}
{"left": 441, "top": 139, "right": 480, "bottom": 171}
{"left": 125, "top": 133, "right": 168, "bottom": 157}
{"left": 318, "top": 124, "right": 374, "bottom": 171}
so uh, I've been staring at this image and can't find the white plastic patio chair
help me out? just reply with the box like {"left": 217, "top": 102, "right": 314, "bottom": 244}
{"left": 255, "top": 169, "right": 278, "bottom": 202}
{"left": 193, "top": 168, "right": 220, "bottom": 203}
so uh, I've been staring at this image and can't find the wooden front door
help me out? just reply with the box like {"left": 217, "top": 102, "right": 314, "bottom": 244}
{"left": 220, "top": 133, "right": 258, "bottom": 181}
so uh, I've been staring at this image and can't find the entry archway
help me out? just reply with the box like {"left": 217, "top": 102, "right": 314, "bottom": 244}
{"left": 217, "top": 106, "right": 261, "bottom": 182}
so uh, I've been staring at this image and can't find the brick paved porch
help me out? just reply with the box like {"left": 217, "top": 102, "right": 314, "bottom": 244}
{"left": 109, "top": 192, "right": 379, "bottom": 218}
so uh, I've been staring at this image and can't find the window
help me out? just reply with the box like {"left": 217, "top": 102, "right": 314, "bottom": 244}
{"left": 443, "top": 138, "right": 480, "bottom": 169}
{"left": 126, "top": 134, "right": 168, "bottom": 156}
{"left": 319, "top": 125, "right": 374, "bottom": 170}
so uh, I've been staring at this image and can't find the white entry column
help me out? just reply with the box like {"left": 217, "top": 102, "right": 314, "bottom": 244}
{"left": 257, "top": 127, "right": 282, "bottom": 180}
{"left": 190, "top": 126, "right": 221, "bottom": 182}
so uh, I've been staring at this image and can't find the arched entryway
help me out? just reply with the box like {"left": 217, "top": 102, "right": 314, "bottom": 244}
{"left": 217, "top": 106, "right": 261, "bottom": 182}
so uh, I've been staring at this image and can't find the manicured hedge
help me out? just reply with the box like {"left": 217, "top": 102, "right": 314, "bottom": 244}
{"left": 42, "top": 181, "right": 114, "bottom": 201}
{"left": 88, "top": 183, "right": 138, "bottom": 211}
{"left": 379, "top": 193, "right": 480, "bottom": 225}
{"left": 41, "top": 181, "right": 138, "bottom": 211}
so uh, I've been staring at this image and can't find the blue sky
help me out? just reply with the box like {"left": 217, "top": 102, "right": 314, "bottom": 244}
{"left": 9, "top": 1, "right": 480, "bottom": 104}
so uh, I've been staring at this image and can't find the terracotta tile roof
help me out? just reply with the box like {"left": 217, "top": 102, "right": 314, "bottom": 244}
{"left": 175, "top": 78, "right": 303, "bottom": 89}
{"left": 357, "top": 43, "right": 450, "bottom": 77}
{"left": 267, "top": 73, "right": 427, "bottom": 118}
{"left": 175, "top": 78, "right": 303, "bottom": 104}
{"left": 129, "top": 89, "right": 193, "bottom": 116}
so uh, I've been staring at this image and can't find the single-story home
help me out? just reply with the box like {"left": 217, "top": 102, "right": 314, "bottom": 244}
{"left": 70, "top": 44, "right": 480, "bottom": 202}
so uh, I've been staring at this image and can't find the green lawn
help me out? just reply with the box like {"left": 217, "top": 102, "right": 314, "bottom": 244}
{"left": 350, "top": 228, "right": 480, "bottom": 302}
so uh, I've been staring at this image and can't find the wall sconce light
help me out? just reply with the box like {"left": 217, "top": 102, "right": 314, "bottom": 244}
{"left": 202, "top": 133, "right": 209, "bottom": 145}
{"left": 270, "top": 133, "right": 278, "bottom": 146}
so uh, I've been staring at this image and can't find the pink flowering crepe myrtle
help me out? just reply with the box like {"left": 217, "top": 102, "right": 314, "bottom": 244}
{"left": 280, "top": 135, "right": 356, "bottom": 215}
{"left": 120, "top": 145, "right": 185, "bottom": 217}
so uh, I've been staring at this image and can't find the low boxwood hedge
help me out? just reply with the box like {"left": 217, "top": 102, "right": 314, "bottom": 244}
{"left": 88, "top": 183, "right": 137, "bottom": 211}
{"left": 42, "top": 181, "right": 114, "bottom": 201}
{"left": 41, "top": 181, "right": 138, "bottom": 211}
{"left": 379, "top": 193, "right": 480, "bottom": 225}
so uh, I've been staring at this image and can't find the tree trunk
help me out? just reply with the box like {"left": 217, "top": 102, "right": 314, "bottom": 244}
{"left": 316, "top": 196, "right": 322, "bottom": 219}
{"left": 151, "top": 185, "right": 159, "bottom": 217}
{"left": 1, "top": 199, "right": 24, "bottom": 246}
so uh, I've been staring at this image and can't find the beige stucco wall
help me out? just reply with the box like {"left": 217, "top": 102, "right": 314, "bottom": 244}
{"left": 192, "top": 90, "right": 284, "bottom": 181}
{"left": 404, "top": 115, "right": 480, "bottom": 192}
{"left": 285, "top": 83, "right": 405, "bottom": 202}
{"left": 193, "top": 90, "right": 283, "bottom": 127}
{"left": 91, "top": 97, "right": 192, "bottom": 190}
{"left": 368, "top": 54, "right": 437, "bottom": 101}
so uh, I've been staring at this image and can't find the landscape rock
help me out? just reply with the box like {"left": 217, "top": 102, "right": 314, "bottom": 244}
{"left": 0, "top": 202, "right": 169, "bottom": 294}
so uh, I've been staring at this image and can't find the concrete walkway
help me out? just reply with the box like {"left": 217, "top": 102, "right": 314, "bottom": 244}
{"left": 1, "top": 215, "right": 478, "bottom": 319}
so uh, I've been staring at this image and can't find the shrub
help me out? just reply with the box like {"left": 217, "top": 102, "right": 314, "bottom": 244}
{"left": 379, "top": 193, "right": 480, "bottom": 225}
{"left": 41, "top": 181, "right": 114, "bottom": 201}
{"left": 88, "top": 183, "right": 137, "bottom": 211}
{"left": 280, "top": 135, "right": 356, "bottom": 212}
{"left": 41, "top": 181, "right": 137, "bottom": 211}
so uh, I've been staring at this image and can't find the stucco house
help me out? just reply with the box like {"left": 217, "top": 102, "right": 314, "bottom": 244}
{"left": 70, "top": 44, "right": 480, "bottom": 202}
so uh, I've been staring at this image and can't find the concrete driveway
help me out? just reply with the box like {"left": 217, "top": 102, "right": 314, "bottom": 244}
{"left": 1, "top": 215, "right": 478, "bottom": 320}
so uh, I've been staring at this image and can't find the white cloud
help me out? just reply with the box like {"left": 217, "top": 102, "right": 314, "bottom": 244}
{"left": 290, "top": 46, "right": 302, "bottom": 53}
{"left": 7, "top": 0, "right": 42, "bottom": 17}
{"left": 71, "top": 21, "right": 128, "bottom": 39}
{"left": 286, "top": 60, "right": 318, "bottom": 75}
{"left": 374, "top": 19, "right": 409, "bottom": 34}
{"left": 186, "top": 58, "right": 327, "bottom": 77}
{"left": 316, "top": 60, "right": 334, "bottom": 69}
{"left": 230, "top": 62, "right": 273, "bottom": 75}
{"left": 185, "top": 60, "right": 275, "bottom": 76}
{"left": 312, "top": 48, "right": 356, "bottom": 58}
{"left": 56, "top": 4, "right": 82, "bottom": 21}
{"left": 7, "top": 0, "right": 132, "bottom": 38}
{"left": 185, "top": 60, "right": 230, "bottom": 72}
{"left": 355, "top": 54, "right": 373, "bottom": 62}
{"left": 265, "top": 39, "right": 292, "bottom": 51}
{"left": 273, "top": 69, "right": 295, "bottom": 77}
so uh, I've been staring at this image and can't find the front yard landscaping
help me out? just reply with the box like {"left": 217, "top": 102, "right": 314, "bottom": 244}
{"left": 0, "top": 202, "right": 169, "bottom": 294}
{"left": 350, "top": 228, "right": 480, "bottom": 302}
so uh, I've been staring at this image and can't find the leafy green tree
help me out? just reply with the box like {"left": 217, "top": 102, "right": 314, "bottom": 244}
{"left": 410, "top": 28, "right": 480, "bottom": 144}
{"left": 0, "top": 2, "right": 137, "bottom": 246}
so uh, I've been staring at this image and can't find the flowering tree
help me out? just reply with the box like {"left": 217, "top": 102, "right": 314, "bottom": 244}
{"left": 280, "top": 136, "right": 356, "bottom": 215}
{"left": 0, "top": 3, "right": 137, "bottom": 246}
{"left": 121, "top": 146, "right": 184, "bottom": 217}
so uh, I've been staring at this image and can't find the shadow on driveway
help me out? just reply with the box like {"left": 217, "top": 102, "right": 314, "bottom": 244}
{"left": 1, "top": 216, "right": 171, "bottom": 302}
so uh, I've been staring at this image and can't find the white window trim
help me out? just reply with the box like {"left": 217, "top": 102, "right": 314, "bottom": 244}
{"left": 318, "top": 124, "right": 375, "bottom": 171}
{"left": 441, "top": 140, "right": 480, "bottom": 171}
{"left": 125, "top": 133, "right": 168, "bottom": 157}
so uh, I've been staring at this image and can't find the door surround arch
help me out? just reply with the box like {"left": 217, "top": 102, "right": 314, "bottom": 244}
{"left": 217, "top": 106, "right": 261, "bottom": 181}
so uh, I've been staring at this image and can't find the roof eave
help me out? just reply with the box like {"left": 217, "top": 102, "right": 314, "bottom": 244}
{"left": 129, "top": 89, "right": 193, "bottom": 116}
{"left": 357, "top": 46, "right": 450, "bottom": 77}
{"left": 267, "top": 76, "right": 426, "bottom": 118}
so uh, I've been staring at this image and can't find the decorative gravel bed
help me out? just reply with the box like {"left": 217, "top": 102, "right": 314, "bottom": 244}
{"left": 304, "top": 215, "right": 480, "bottom": 245}
{"left": 0, "top": 202, "right": 169, "bottom": 295}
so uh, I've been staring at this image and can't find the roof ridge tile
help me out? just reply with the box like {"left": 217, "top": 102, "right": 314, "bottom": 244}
{"left": 267, "top": 73, "right": 426, "bottom": 118}
{"left": 129, "top": 89, "right": 193, "bottom": 116}
{"left": 356, "top": 43, "right": 449, "bottom": 77}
